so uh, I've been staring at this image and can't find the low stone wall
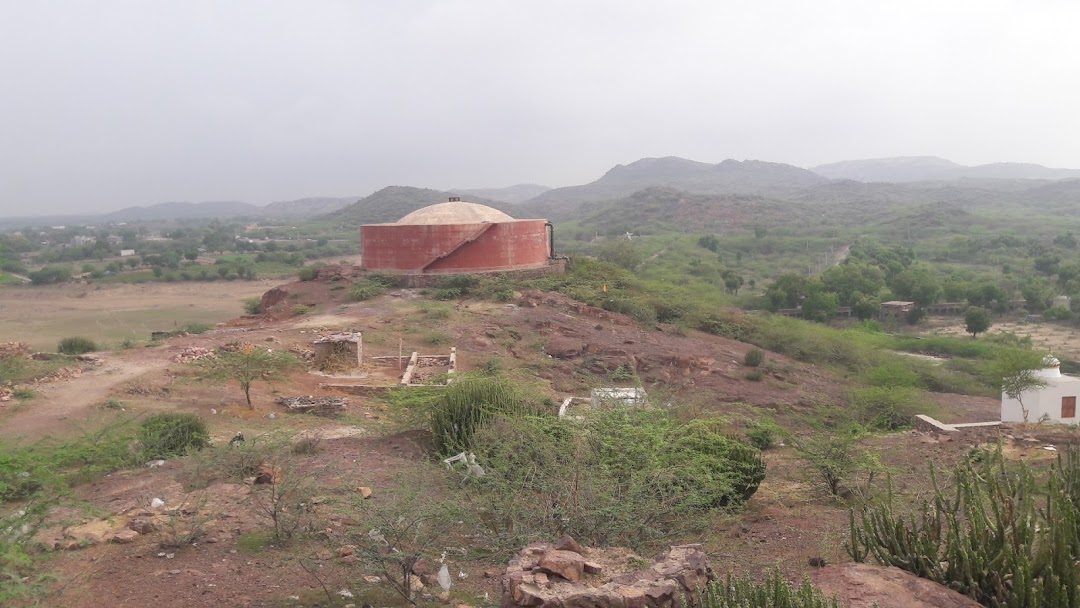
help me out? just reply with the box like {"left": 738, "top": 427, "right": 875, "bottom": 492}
{"left": 913, "top": 414, "right": 958, "bottom": 434}
{"left": 502, "top": 538, "right": 712, "bottom": 608}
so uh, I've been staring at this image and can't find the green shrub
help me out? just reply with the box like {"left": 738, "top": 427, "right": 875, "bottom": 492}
{"left": 438, "top": 274, "right": 479, "bottom": 290}
{"left": 0, "top": 419, "right": 138, "bottom": 502}
{"left": 433, "top": 287, "right": 462, "bottom": 300}
{"left": 416, "top": 302, "right": 452, "bottom": 320}
{"left": 1044, "top": 306, "right": 1074, "bottom": 321}
{"left": 242, "top": 297, "right": 262, "bottom": 314}
{"left": 659, "top": 418, "right": 766, "bottom": 507}
{"left": 424, "top": 331, "right": 451, "bottom": 346}
{"left": 744, "top": 349, "right": 765, "bottom": 367}
{"left": 747, "top": 419, "right": 784, "bottom": 450}
{"left": 139, "top": 413, "right": 210, "bottom": 459}
{"left": 702, "top": 569, "right": 841, "bottom": 608}
{"left": 12, "top": 388, "right": 33, "bottom": 400}
{"left": 849, "top": 445, "right": 1080, "bottom": 607}
{"left": 291, "top": 304, "right": 313, "bottom": 315}
{"left": 297, "top": 266, "right": 319, "bottom": 281}
{"left": 469, "top": 408, "right": 765, "bottom": 549}
{"left": 860, "top": 362, "right": 922, "bottom": 388}
{"left": 849, "top": 386, "right": 926, "bottom": 431}
{"left": 57, "top": 336, "right": 97, "bottom": 355}
{"left": 430, "top": 376, "right": 529, "bottom": 455}
{"left": 744, "top": 370, "right": 764, "bottom": 381}
{"left": 181, "top": 323, "right": 212, "bottom": 335}
{"left": 348, "top": 279, "right": 386, "bottom": 301}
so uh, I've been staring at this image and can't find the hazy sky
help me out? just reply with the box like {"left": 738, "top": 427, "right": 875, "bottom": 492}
{"left": 2, "top": 0, "right": 1079, "bottom": 216}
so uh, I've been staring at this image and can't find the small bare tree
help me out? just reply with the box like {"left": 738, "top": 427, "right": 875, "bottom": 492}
{"left": 994, "top": 349, "right": 1048, "bottom": 423}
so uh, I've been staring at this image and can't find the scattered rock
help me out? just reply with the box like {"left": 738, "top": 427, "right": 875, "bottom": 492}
{"left": 503, "top": 542, "right": 712, "bottom": 608}
{"left": 544, "top": 336, "right": 585, "bottom": 359}
{"left": 254, "top": 465, "right": 282, "bottom": 485}
{"left": 112, "top": 529, "right": 139, "bottom": 544}
{"left": 553, "top": 535, "right": 583, "bottom": 554}
{"left": 411, "top": 558, "right": 434, "bottom": 577}
{"left": 63, "top": 519, "right": 119, "bottom": 547}
{"left": 339, "top": 546, "right": 355, "bottom": 557}
{"left": 809, "top": 563, "right": 982, "bottom": 608}
{"left": 537, "top": 550, "right": 585, "bottom": 582}
{"left": 276, "top": 395, "right": 348, "bottom": 415}
{"left": 150, "top": 497, "right": 165, "bottom": 509}
{"left": 357, "top": 486, "right": 373, "bottom": 499}
{"left": 172, "top": 347, "right": 216, "bottom": 363}
{"left": 583, "top": 561, "right": 603, "bottom": 575}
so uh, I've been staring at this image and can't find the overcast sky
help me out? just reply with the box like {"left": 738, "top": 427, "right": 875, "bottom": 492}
{"left": 2, "top": 0, "right": 1079, "bottom": 216}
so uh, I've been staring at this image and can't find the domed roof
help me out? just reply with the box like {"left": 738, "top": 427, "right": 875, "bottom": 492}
{"left": 397, "top": 201, "right": 514, "bottom": 225}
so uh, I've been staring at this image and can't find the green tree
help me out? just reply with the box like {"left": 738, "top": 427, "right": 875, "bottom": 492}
{"left": 821, "top": 263, "right": 885, "bottom": 306}
{"left": 801, "top": 291, "right": 839, "bottom": 323}
{"left": 722, "top": 270, "right": 744, "bottom": 295}
{"left": 992, "top": 348, "right": 1047, "bottom": 423}
{"left": 792, "top": 415, "right": 880, "bottom": 497}
{"left": 891, "top": 266, "right": 941, "bottom": 306}
{"left": 852, "top": 295, "right": 880, "bottom": 321}
{"left": 964, "top": 306, "right": 992, "bottom": 338}
{"left": 765, "top": 273, "right": 814, "bottom": 310}
{"left": 697, "top": 234, "right": 720, "bottom": 252}
{"left": 594, "top": 240, "right": 643, "bottom": 271}
{"left": 195, "top": 345, "right": 300, "bottom": 407}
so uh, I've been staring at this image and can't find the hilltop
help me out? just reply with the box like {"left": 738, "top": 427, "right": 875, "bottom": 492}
{"left": 521, "top": 157, "right": 827, "bottom": 216}
{"left": 320, "top": 185, "right": 518, "bottom": 224}
{"left": 811, "top": 156, "right": 1080, "bottom": 182}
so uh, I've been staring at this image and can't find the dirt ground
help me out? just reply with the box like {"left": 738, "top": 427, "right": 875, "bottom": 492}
{"left": 926, "top": 315, "right": 1080, "bottom": 360}
{"left": 1, "top": 273, "right": 1070, "bottom": 607}
{"left": 0, "top": 280, "right": 277, "bottom": 351}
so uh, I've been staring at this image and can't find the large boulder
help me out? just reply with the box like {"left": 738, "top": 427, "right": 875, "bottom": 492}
{"left": 258, "top": 287, "right": 289, "bottom": 313}
{"left": 808, "top": 563, "right": 982, "bottom": 608}
{"left": 545, "top": 336, "right": 585, "bottom": 359}
{"left": 502, "top": 540, "right": 712, "bottom": 608}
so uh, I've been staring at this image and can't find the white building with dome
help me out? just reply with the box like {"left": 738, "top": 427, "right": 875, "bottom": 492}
{"left": 1001, "top": 356, "right": 1080, "bottom": 423}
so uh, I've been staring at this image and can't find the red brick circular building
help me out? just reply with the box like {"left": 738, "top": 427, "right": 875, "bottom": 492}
{"left": 360, "top": 198, "right": 554, "bottom": 274}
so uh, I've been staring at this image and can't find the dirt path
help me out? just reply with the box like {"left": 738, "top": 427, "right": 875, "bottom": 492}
{"left": 0, "top": 350, "right": 171, "bottom": 441}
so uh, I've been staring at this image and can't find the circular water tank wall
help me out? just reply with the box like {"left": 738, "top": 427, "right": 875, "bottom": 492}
{"left": 361, "top": 201, "right": 552, "bottom": 274}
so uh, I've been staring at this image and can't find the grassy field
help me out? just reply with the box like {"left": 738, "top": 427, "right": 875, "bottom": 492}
{"left": 0, "top": 280, "right": 275, "bottom": 351}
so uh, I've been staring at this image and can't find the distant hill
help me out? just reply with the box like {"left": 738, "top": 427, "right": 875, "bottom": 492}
{"left": 522, "top": 157, "right": 828, "bottom": 217}
{"left": 453, "top": 184, "right": 551, "bottom": 204}
{"left": 811, "top": 156, "right": 1080, "bottom": 182}
{"left": 320, "top": 186, "right": 518, "bottom": 224}
{"left": 565, "top": 187, "right": 802, "bottom": 234}
{"left": 104, "top": 201, "right": 261, "bottom": 222}
{"left": 262, "top": 196, "right": 358, "bottom": 218}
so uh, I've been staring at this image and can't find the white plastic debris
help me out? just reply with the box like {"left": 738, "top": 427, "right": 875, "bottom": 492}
{"left": 150, "top": 497, "right": 165, "bottom": 508}
{"left": 368, "top": 528, "right": 388, "bottom": 545}
{"left": 442, "top": 452, "right": 467, "bottom": 469}
{"left": 1044, "top": 445, "right": 1058, "bottom": 451}
{"left": 146, "top": 460, "right": 166, "bottom": 468}
{"left": 437, "top": 564, "right": 452, "bottom": 591}
{"left": 338, "top": 589, "right": 354, "bottom": 598}
{"left": 442, "top": 452, "right": 485, "bottom": 479}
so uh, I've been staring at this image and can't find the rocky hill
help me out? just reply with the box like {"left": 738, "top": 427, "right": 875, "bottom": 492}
{"left": 520, "top": 157, "right": 827, "bottom": 217}
{"left": 319, "top": 185, "right": 517, "bottom": 224}
{"left": 261, "top": 196, "right": 358, "bottom": 218}
{"left": 812, "top": 156, "right": 1080, "bottom": 182}
{"left": 453, "top": 183, "right": 551, "bottom": 204}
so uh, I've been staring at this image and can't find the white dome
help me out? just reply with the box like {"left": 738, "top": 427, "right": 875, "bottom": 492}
{"left": 1039, "top": 356, "right": 1062, "bottom": 378}
{"left": 397, "top": 202, "right": 514, "bottom": 225}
